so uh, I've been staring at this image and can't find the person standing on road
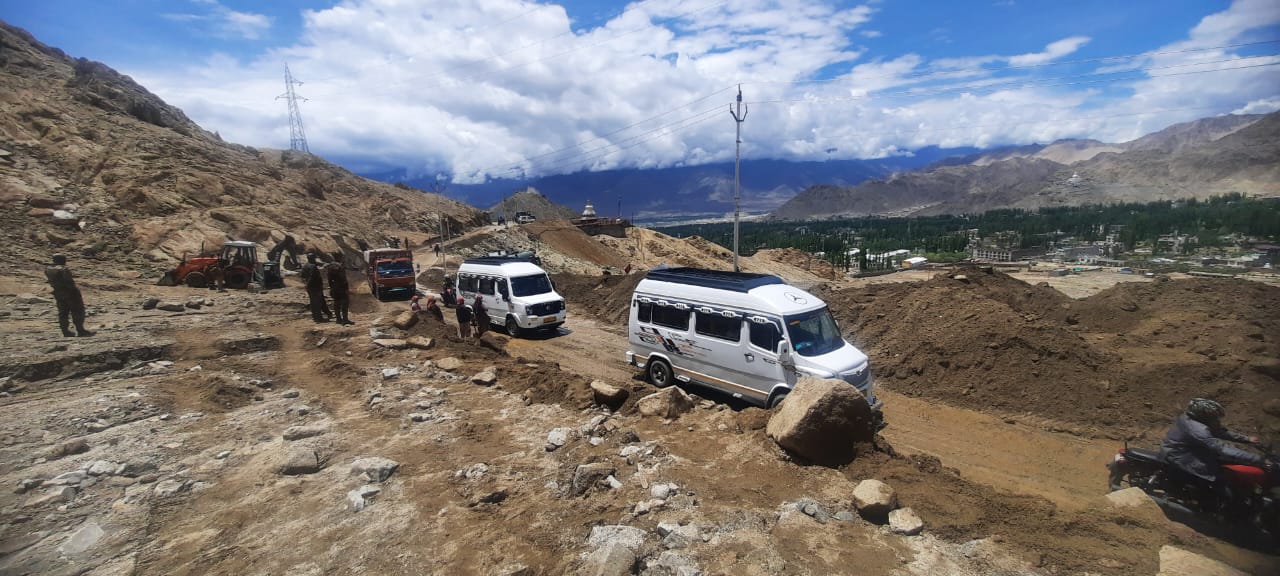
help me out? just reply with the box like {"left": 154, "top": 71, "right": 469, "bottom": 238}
{"left": 433, "top": 243, "right": 441, "bottom": 258}
{"left": 301, "top": 253, "right": 331, "bottom": 322}
{"left": 472, "top": 294, "right": 489, "bottom": 338}
{"left": 455, "top": 296, "right": 473, "bottom": 339}
{"left": 44, "top": 254, "right": 94, "bottom": 337}
{"left": 327, "top": 255, "right": 352, "bottom": 325}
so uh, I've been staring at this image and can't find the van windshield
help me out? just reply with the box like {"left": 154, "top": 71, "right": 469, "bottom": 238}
{"left": 784, "top": 307, "right": 845, "bottom": 357}
{"left": 510, "top": 273, "right": 553, "bottom": 297}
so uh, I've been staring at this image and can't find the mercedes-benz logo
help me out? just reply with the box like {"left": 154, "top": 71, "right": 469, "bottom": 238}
{"left": 784, "top": 292, "right": 807, "bottom": 305}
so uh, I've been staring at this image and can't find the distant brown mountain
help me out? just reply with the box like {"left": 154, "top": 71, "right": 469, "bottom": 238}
{"left": 771, "top": 112, "right": 1279, "bottom": 220}
{"left": 0, "top": 21, "right": 487, "bottom": 273}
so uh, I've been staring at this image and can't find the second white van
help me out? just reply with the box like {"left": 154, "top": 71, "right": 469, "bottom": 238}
{"left": 625, "top": 267, "right": 882, "bottom": 421}
{"left": 457, "top": 257, "right": 566, "bottom": 336}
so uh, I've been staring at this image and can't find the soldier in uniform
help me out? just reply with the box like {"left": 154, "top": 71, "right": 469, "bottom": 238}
{"left": 327, "top": 254, "right": 352, "bottom": 325}
{"left": 45, "top": 254, "right": 94, "bottom": 337}
{"left": 301, "top": 253, "right": 331, "bottom": 322}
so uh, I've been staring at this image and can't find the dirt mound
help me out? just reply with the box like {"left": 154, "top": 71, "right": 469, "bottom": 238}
{"left": 522, "top": 220, "right": 625, "bottom": 268}
{"left": 754, "top": 247, "right": 837, "bottom": 279}
{"left": 498, "top": 359, "right": 596, "bottom": 409}
{"left": 551, "top": 272, "right": 644, "bottom": 326}
{"left": 821, "top": 267, "right": 1280, "bottom": 439}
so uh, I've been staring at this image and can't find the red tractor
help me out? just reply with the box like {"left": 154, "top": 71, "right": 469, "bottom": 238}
{"left": 159, "top": 241, "right": 261, "bottom": 289}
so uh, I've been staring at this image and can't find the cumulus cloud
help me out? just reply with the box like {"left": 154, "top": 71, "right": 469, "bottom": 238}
{"left": 131, "top": 0, "right": 1279, "bottom": 184}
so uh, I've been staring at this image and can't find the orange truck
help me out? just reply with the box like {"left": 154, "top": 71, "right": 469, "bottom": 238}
{"left": 363, "top": 248, "right": 415, "bottom": 300}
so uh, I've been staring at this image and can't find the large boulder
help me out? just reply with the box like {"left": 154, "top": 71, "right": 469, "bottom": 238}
{"left": 392, "top": 310, "right": 418, "bottom": 330}
{"left": 350, "top": 457, "right": 400, "bottom": 483}
{"left": 636, "top": 387, "right": 696, "bottom": 420}
{"left": 765, "top": 377, "right": 875, "bottom": 465}
{"left": 591, "top": 380, "right": 629, "bottom": 409}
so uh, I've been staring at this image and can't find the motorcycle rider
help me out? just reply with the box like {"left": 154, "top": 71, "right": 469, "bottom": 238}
{"left": 1160, "top": 398, "right": 1267, "bottom": 510}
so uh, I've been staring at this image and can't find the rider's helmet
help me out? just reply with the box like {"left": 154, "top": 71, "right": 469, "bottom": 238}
{"left": 1186, "top": 398, "right": 1225, "bottom": 425}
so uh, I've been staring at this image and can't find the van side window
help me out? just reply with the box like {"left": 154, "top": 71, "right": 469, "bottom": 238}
{"left": 651, "top": 305, "right": 689, "bottom": 330}
{"left": 749, "top": 321, "right": 780, "bottom": 352}
{"left": 637, "top": 301, "right": 652, "bottom": 323}
{"left": 479, "top": 277, "right": 494, "bottom": 295}
{"left": 695, "top": 312, "right": 741, "bottom": 342}
{"left": 459, "top": 275, "right": 478, "bottom": 293}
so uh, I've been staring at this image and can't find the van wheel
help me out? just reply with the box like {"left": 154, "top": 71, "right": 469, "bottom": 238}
{"left": 768, "top": 390, "right": 790, "bottom": 409}
{"left": 647, "top": 358, "right": 673, "bottom": 388}
{"left": 505, "top": 316, "right": 522, "bottom": 337}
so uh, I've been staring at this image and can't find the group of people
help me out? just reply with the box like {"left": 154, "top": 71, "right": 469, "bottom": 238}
{"left": 301, "top": 253, "right": 352, "bottom": 324}
{"left": 412, "top": 292, "right": 489, "bottom": 340}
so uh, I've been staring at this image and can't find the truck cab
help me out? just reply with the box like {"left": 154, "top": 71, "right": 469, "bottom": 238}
{"left": 363, "top": 248, "right": 415, "bottom": 300}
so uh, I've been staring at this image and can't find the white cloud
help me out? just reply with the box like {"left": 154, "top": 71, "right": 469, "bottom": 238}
{"left": 131, "top": 0, "right": 1280, "bottom": 184}
{"left": 1008, "top": 36, "right": 1090, "bottom": 66}
{"left": 163, "top": 0, "right": 271, "bottom": 40}
{"left": 1234, "top": 98, "right": 1280, "bottom": 114}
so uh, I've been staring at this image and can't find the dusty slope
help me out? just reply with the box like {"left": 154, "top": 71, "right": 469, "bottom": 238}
{"left": 817, "top": 267, "right": 1280, "bottom": 439}
{"left": 0, "top": 21, "right": 487, "bottom": 277}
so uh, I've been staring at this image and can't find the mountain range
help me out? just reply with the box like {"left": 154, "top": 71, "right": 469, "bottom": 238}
{"left": 770, "top": 112, "right": 1280, "bottom": 220}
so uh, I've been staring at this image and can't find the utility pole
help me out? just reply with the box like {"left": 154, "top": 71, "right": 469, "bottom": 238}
{"left": 729, "top": 85, "right": 748, "bottom": 272}
{"left": 276, "top": 63, "right": 310, "bottom": 153}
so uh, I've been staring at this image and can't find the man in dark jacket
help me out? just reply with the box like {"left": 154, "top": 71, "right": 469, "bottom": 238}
{"left": 455, "top": 297, "right": 473, "bottom": 339}
{"left": 327, "top": 256, "right": 351, "bottom": 325}
{"left": 472, "top": 294, "right": 489, "bottom": 337}
{"left": 1161, "top": 398, "right": 1265, "bottom": 508}
{"left": 45, "top": 254, "right": 94, "bottom": 337}
{"left": 301, "top": 253, "right": 331, "bottom": 322}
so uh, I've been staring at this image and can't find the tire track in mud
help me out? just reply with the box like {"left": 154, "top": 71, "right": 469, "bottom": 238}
{"left": 508, "top": 314, "right": 1117, "bottom": 511}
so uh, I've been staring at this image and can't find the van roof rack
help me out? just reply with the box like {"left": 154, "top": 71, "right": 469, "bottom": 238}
{"left": 463, "top": 256, "right": 540, "bottom": 265}
{"left": 644, "top": 267, "right": 784, "bottom": 292}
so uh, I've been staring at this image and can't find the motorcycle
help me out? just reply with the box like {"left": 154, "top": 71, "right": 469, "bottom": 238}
{"left": 1107, "top": 442, "right": 1279, "bottom": 544}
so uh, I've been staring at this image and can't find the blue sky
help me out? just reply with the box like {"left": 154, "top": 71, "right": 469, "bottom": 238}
{"left": 5, "top": 0, "right": 1279, "bottom": 182}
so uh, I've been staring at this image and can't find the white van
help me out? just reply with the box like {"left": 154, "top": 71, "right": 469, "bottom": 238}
{"left": 457, "top": 257, "right": 566, "bottom": 336}
{"left": 625, "top": 267, "right": 882, "bottom": 418}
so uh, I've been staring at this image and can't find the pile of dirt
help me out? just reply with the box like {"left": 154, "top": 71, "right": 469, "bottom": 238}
{"left": 754, "top": 247, "right": 838, "bottom": 279}
{"left": 522, "top": 220, "right": 626, "bottom": 268}
{"left": 551, "top": 272, "right": 644, "bottom": 326}
{"left": 820, "top": 267, "right": 1280, "bottom": 439}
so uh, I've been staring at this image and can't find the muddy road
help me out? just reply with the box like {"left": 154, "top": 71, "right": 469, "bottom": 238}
{"left": 506, "top": 313, "right": 1118, "bottom": 511}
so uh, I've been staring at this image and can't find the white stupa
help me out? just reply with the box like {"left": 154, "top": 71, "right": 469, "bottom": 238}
{"left": 582, "top": 200, "right": 597, "bottom": 218}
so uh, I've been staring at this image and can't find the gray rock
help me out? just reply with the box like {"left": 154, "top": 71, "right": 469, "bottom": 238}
{"left": 765, "top": 376, "right": 875, "bottom": 465}
{"left": 546, "top": 427, "right": 573, "bottom": 451}
{"left": 888, "top": 507, "right": 924, "bottom": 536}
{"left": 457, "top": 463, "right": 489, "bottom": 480}
{"left": 409, "top": 413, "right": 434, "bottom": 422}
{"left": 650, "top": 483, "right": 677, "bottom": 500}
{"left": 347, "top": 484, "right": 382, "bottom": 512}
{"left": 282, "top": 425, "right": 328, "bottom": 441}
{"left": 637, "top": 387, "right": 696, "bottom": 419}
{"left": 381, "top": 367, "right": 401, "bottom": 380}
{"left": 369, "top": 327, "right": 391, "bottom": 340}
{"left": 290, "top": 405, "right": 311, "bottom": 416}
{"left": 471, "top": 370, "right": 498, "bottom": 386}
{"left": 834, "top": 510, "right": 856, "bottom": 522}
{"left": 406, "top": 336, "right": 434, "bottom": 350}
{"left": 641, "top": 550, "right": 702, "bottom": 576}
{"left": 153, "top": 479, "right": 187, "bottom": 497}
{"left": 796, "top": 499, "right": 830, "bottom": 524}
{"left": 581, "top": 414, "right": 609, "bottom": 435}
{"left": 852, "top": 479, "right": 897, "bottom": 522}
{"left": 436, "top": 357, "right": 464, "bottom": 371}
{"left": 45, "top": 470, "right": 88, "bottom": 486}
{"left": 24, "top": 485, "right": 77, "bottom": 507}
{"left": 156, "top": 302, "right": 186, "bottom": 312}
{"left": 572, "top": 462, "right": 617, "bottom": 496}
{"left": 632, "top": 498, "right": 666, "bottom": 516}
{"left": 58, "top": 519, "right": 105, "bottom": 556}
{"left": 662, "top": 524, "right": 699, "bottom": 550}
{"left": 279, "top": 449, "right": 324, "bottom": 475}
{"left": 184, "top": 300, "right": 203, "bottom": 310}
{"left": 141, "top": 297, "right": 159, "bottom": 310}
{"left": 48, "top": 438, "right": 90, "bottom": 460}
{"left": 587, "top": 525, "right": 647, "bottom": 551}
{"left": 215, "top": 451, "right": 232, "bottom": 460}
{"left": 605, "top": 475, "right": 624, "bottom": 490}
{"left": 582, "top": 543, "right": 637, "bottom": 576}
{"left": 350, "top": 457, "right": 400, "bottom": 483}
{"left": 87, "top": 460, "right": 119, "bottom": 476}
{"left": 373, "top": 338, "right": 409, "bottom": 350}
{"left": 281, "top": 389, "right": 301, "bottom": 399}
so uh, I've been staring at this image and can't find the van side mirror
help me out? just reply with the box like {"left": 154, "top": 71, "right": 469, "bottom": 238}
{"left": 777, "top": 340, "right": 795, "bottom": 370}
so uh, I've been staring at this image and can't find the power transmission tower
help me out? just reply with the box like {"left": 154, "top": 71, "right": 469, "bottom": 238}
{"left": 729, "top": 85, "right": 748, "bottom": 272}
{"left": 276, "top": 63, "right": 310, "bottom": 153}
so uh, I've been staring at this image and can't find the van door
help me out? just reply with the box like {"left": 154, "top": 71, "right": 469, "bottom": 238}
{"left": 496, "top": 277, "right": 513, "bottom": 324}
{"left": 745, "top": 318, "right": 791, "bottom": 399}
